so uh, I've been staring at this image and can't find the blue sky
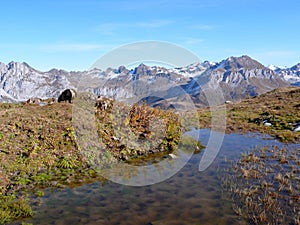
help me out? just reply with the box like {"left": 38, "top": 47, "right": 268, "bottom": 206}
{"left": 0, "top": 0, "right": 299, "bottom": 71}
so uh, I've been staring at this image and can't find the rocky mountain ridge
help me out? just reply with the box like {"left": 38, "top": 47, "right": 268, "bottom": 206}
{"left": 269, "top": 63, "right": 300, "bottom": 86}
{"left": 0, "top": 55, "right": 297, "bottom": 107}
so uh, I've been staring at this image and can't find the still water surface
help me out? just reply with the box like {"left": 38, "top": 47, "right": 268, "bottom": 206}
{"left": 18, "top": 129, "right": 299, "bottom": 225}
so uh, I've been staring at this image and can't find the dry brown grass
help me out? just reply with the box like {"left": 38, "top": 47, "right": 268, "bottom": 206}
{"left": 197, "top": 86, "right": 300, "bottom": 142}
{"left": 223, "top": 146, "right": 300, "bottom": 225}
{"left": 0, "top": 98, "right": 186, "bottom": 223}
{"left": 0, "top": 102, "right": 98, "bottom": 224}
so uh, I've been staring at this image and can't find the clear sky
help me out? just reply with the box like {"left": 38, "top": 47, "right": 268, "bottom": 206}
{"left": 0, "top": 0, "right": 299, "bottom": 71}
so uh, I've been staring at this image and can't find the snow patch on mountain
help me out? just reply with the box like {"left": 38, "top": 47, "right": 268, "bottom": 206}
{"left": 0, "top": 61, "right": 73, "bottom": 102}
{"left": 272, "top": 63, "right": 300, "bottom": 86}
{"left": 0, "top": 55, "right": 298, "bottom": 104}
{"left": 0, "top": 88, "right": 17, "bottom": 102}
{"left": 170, "top": 62, "right": 211, "bottom": 77}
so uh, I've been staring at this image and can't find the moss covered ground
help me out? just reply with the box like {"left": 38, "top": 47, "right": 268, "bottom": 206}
{"left": 0, "top": 99, "right": 185, "bottom": 224}
{"left": 196, "top": 86, "right": 300, "bottom": 142}
{"left": 0, "top": 103, "right": 101, "bottom": 224}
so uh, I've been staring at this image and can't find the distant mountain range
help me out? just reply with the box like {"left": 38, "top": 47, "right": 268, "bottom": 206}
{"left": 0, "top": 55, "right": 299, "bottom": 107}
{"left": 268, "top": 63, "right": 300, "bottom": 86}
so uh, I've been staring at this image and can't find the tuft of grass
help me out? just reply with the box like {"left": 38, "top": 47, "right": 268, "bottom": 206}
{"left": 95, "top": 100, "right": 183, "bottom": 162}
{"left": 179, "top": 136, "right": 204, "bottom": 154}
{"left": 222, "top": 146, "right": 300, "bottom": 224}
{"left": 0, "top": 195, "right": 33, "bottom": 225}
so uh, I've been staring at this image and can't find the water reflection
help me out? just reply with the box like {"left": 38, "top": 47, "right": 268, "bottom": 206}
{"left": 17, "top": 129, "right": 298, "bottom": 225}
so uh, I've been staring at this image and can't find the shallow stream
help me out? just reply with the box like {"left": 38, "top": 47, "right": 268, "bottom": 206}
{"left": 15, "top": 129, "right": 299, "bottom": 225}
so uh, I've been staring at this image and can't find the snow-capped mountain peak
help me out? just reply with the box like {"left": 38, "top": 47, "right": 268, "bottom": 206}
{"left": 0, "top": 55, "right": 298, "bottom": 104}
{"left": 267, "top": 64, "right": 287, "bottom": 71}
{"left": 0, "top": 61, "right": 74, "bottom": 101}
{"left": 268, "top": 64, "right": 279, "bottom": 71}
{"left": 275, "top": 63, "right": 300, "bottom": 86}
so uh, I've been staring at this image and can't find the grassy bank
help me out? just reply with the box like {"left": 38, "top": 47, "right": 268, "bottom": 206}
{"left": 197, "top": 86, "right": 300, "bottom": 142}
{"left": 214, "top": 87, "right": 300, "bottom": 224}
{"left": 0, "top": 98, "right": 186, "bottom": 224}
{"left": 0, "top": 103, "right": 100, "bottom": 224}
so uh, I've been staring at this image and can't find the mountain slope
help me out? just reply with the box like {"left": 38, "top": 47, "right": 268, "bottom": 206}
{"left": 0, "top": 56, "right": 296, "bottom": 106}
{"left": 273, "top": 63, "right": 300, "bottom": 86}
{"left": 157, "top": 56, "right": 289, "bottom": 107}
{"left": 195, "top": 86, "right": 300, "bottom": 142}
{"left": 0, "top": 62, "right": 73, "bottom": 101}
{"left": 205, "top": 55, "right": 289, "bottom": 99}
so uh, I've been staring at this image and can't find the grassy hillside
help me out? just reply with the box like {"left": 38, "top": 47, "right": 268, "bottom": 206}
{"left": 0, "top": 99, "right": 185, "bottom": 224}
{"left": 0, "top": 86, "right": 299, "bottom": 224}
{"left": 197, "top": 86, "right": 300, "bottom": 142}
{"left": 0, "top": 103, "right": 99, "bottom": 224}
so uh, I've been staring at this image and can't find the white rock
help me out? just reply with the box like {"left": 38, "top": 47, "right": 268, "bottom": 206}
{"left": 294, "top": 126, "right": 300, "bottom": 132}
{"left": 168, "top": 153, "right": 178, "bottom": 159}
{"left": 263, "top": 121, "right": 272, "bottom": 126}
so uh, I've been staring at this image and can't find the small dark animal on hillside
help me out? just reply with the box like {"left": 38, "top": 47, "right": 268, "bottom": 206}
{"left": 58, "top": 89, "right": 76, "bottom": 103}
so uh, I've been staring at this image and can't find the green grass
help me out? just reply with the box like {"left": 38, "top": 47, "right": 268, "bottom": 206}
{"left": 197, "top": 87, "right": 300, "bottom": 143}
{"left": 0, "top": 103, "right": 100, "bottom": 224}
{"left": 0, "top": 195, "right": 33, "bottom": 225}
{"left": 0, "top": 98, "right": 192, "bottom": 224}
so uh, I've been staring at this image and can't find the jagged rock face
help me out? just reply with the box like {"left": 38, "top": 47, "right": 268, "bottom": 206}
{"left": 0, "top": 62, "right": 72, "bottom": 101}
{"left": 201, "top": 56, "right": 288, "bottom": 100}
{"left": 0, "top": 88, "right": 16, "bottom": 102}
{"left": 274, "top": 63, "right": 300, "bottom": 86}
{"left": 83, "top": 64, "right": 192, "bottom": 101}
{"left": 219, "top": 55, "right": 265, "bottom": 71}
{"left": 176, "top": 56, "right": 289, "bottom": 105}
{"left": 0, "top": 55, "right": 297, "bottom": 105}
{"left": 290, "top": 63, "right": 300, "bottom": 71}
